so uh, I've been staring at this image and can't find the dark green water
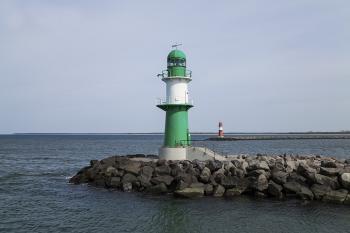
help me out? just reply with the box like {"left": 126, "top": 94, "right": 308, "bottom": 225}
{"left": 1, "top": 135, "right": 350, "bottom": 233}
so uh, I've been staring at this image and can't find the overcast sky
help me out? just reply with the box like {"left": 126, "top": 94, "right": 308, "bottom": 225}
{"left": 1, "top": 0, "right": 349, "bottom": 134}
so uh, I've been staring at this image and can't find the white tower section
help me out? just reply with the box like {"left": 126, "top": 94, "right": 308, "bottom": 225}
{"left": 162, "top": 76, "right": 191, "bottom": 104}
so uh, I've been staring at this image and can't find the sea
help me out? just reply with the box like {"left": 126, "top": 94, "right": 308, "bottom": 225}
{"left": 1, "top": 134, "right": 350, "bottom": 233}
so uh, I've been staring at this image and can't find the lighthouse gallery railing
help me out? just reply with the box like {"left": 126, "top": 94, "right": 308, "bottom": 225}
{"left": 157, "top": 70, "right": 192, "bottom": 78}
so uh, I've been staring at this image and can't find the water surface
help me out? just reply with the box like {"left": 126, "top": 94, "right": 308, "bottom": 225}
{"left": 1, "top": 135, "right": 350, "bottom": 233}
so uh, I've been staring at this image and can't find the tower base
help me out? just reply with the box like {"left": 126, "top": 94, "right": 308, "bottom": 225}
{"left": 158, "top": 146, "right": 227, "bottom": 161}
{"left": 159, "top": 147, "right": 187, "bottom": 160}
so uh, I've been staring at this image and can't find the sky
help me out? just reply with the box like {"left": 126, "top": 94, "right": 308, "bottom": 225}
{"left": 0, "top": 0, "right": 349, "bottom": 134}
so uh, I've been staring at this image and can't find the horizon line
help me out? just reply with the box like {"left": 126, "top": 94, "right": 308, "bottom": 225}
{"left": 2, "top": 131, "right": 350, "bottom": 136}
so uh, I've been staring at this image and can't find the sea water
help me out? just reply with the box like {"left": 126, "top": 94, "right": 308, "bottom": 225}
{"left": 1, "top": 134, "right": 350, "bottom": 233}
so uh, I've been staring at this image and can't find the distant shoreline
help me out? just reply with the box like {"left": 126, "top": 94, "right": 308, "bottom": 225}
{"left": 3, "top": 131, "right": 350, "bottom": 136}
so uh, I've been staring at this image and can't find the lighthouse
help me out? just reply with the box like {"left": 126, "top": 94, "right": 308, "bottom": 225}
{"left": 218, "top": 122, "right": 224, "bottom": 137}
{"left": 157, "top": 45, "right": 193, "bottom": 160}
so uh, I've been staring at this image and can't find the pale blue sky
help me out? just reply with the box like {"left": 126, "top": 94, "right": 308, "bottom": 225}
{"left": 1, "top": 0, "right": 349, "bottom": 133}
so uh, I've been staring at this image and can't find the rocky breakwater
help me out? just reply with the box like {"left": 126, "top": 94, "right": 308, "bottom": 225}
{"left": 69, "top": 154, "right": 350, "bottom": 204}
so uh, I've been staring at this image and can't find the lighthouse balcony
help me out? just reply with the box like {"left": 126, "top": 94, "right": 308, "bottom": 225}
{"left": 156, "top": 98, "right": 194, "bottom": 111}
{"left": 157, "top": 70, "right": 192, "bottom": 79}
{"left": 157, "top": 98, "right": 194, "bottom": 106}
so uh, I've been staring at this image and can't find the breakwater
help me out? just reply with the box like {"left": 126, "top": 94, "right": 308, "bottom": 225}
{"left": 207, "top": 134, "right": 350, "bottom": 141}
{"left": 70, "top": 154, "right": 350, "bottom": 204}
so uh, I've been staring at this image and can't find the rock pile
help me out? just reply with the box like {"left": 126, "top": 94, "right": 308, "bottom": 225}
{"left": 69, "top": 154, "right": 350, "bottom": 204}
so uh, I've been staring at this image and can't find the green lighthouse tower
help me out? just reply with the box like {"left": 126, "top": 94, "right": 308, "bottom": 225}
{"left": 157, "top": 46, "right": 193, "bottom": 160}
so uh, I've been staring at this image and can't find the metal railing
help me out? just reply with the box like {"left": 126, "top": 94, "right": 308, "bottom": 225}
{"left": 157, "top": 70, "right": 192, "bottom": 78}
{"left": 156, "top": 98, "right": 194, "bottom": 105}
{"left": 177, "top": 139, "right": 228, "bottom": 160}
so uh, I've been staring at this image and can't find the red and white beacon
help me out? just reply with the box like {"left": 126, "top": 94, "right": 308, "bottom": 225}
{"left": 218, "top": 122, "right": 224, "bottom": 138}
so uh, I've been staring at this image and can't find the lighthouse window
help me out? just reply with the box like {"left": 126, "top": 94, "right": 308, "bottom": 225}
{"left": 168, "top": 58, "right": 186, "bottom": 67}
{"left": 175, "top": 59, "right": 186, "bottom": 67}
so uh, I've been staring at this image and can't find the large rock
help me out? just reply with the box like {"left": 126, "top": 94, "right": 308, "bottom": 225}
{"left": 285, "top": 160, "right": 296, "bottom": 173}
{"left": 297, "top": 162, "right": 316, "bottom": 174}
{"left": 287, "top": 172, "right": 307, "bottom": 184}
{"left": 209, "top": 174, "right": 218, "bottom": 186}
{"left": 204, "top": 184, "right": 214, "bottom": 196}
{"left": 247, "top": 160, "right": 270, "bottom": 171}
{"left": 340, "top": 173, "right": 350, "bottom": 189}
{"left": 206, "top": 160, "right": 223, "bottom": 172}
{"left": 268, "top": 180, "right": 283, "bottom": 198}
{"left": 180, "top": 160, "right": 191, "bottom": 170}
{"left": 273, "top": 162, "right": 285, "bottom": 172}
{"left": 100, "top": 156, "right": 116, "bottom": 166}
{"left": 297, "top": 186, "right": 314, "bottom": 200}
{"left": 122, "top": 173, "right": 137, "bottom": 184}
{"left": 105, "top": 166, "right": 117, "bottom": 177}
{"left": 321, "top": 160, "right": 338, "bottom": 168}
{"left": 271, "top": 170, "right": 288, "bottom": 185}
{"left": 90, "top": 159, "right": 99, "bottom": 167}
{"left": 170, "top": 164, "right": 184, "bottom": 177}
{"left": 69, "top": 167, "right": 90, "bottom": 184}
{"left": 283, "top": 181, "right": 314, "bottom": 200}
{"left": 185, "top": 166, "right": 200, "bottom": 177}
{"left": 119, "top": 160, "right": 141, "bottom": 175}
{"left": 155, "top": 165, "right": 171, "bottom": 175}
{"left": 314, "top": 174, "right": 339, "bottom": 190}
{"left": 176, "top": 172, "right": 197, "bottom": 186}
{"left": 230, "top": 159, "right": 241, "bottom": 168}
{"left": 320, "top": 167, "right": 341, "bottom": 177}
{"left": 213, "top": 185, "right": 225, "bottom": 197}
{"left": 147, "top": 183, "right": 168, "bottom": 194}
{"left": 225, "top": 187, "right": 244, "bottom": 197}
{"left": 311, "top": 184, "right": 331, "bottom": 200}
{"left": 249, "top": 174, "right": 268, "bottom": 192}
{"left": 283, "top": 181, "right": 302, "bottom": 194}
{"left": 220, "top": 176, "right": 241, "bottom": 189}
{"left": 151, "top": 175, "right": 174, "bottom": 186}
{"left": 140, "top": 166, "right": 154, "bottom": 178}
{"left": 137, "top": 175, "right": 152, "bottom": 188}
{"left": 254, "top": 191, "right": 266, "bottom": 198}
{"left": 133, "top": 181, "right": 141, "bottom": 190}
{"left": 174, "top": 179, "right": 189, "bottom": 190}
{"left": 323, "top": 189, "right": 348, "bottom": 204}
{"left": 265, "top": 158, "right": 276, "bottom": 169}
{"left": 114, "top": 169, "right": 125, "bottom": 177}
{"left": 342, "top": 166, "right": 350, "bottom": 175}
{"left": 297, "top": 163, "right": 316, "bottom": 183}
{"left": 223, "top": 161, "right": 234, "bottom": 171}
{"left": 247, "top": 169, "right": 266, "bottom": 177}
{"left": 230, "top": 167, "right": 246, "bottom": 178}
{"left": 199, "top": 167, "right": 211, "bottom": 183}
{"left": 344, "top": 194, "right": 350, "bottom": 205}
{"left": 189, "top": 182, "right": 205, "bottom": 188}
{"left": 86, "top": 166, "right": 100, "bottom": 180}
{"left": 213, "top": 168, "right": 226, "bottom": 184}
{"left": 122, "top": 182, "right": 132, "bottom": 192}
{"left": 213, "top": 167, "right": 226, "bottom": 177}
{"left": 174, "top": 187, "right": 204, "bottom": 198}
{"left": 93, "top": 178, "right": 106, "bottom": 187}
{"left": 192, "top": 160, "right": 206, "bottom": 170}
{"left": 241, "top": 161, "right": 249, "bottom": 172}
{"left": 108, "top": 177, "right": 121, "bottom": 188}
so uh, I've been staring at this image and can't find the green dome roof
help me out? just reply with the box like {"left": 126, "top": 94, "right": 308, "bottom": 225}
{"left": 167, "top": 49, "right": 186, "bottom": 60}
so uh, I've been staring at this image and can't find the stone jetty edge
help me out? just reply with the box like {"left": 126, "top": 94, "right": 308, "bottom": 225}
{"left": 69, "top": 154, "right": 350, "bottom": 204}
